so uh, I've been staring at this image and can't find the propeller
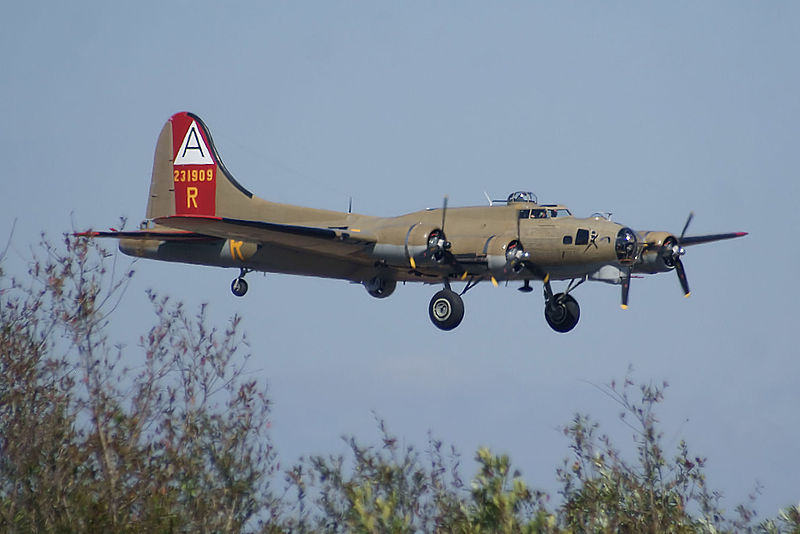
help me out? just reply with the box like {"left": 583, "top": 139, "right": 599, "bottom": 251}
{"left": 410, "top": 196, "right": 453, "bottom": 268}
{"left": 503, "top": 210, "right": 541, "bottom": 285}
{"left": 430, "top": 196, "right": 451, "bottom": 263}
{"left": 663, "top": 212, "right": 693, "bottom": 297}
{"left": 620, "top": 265, "right": 632, "bottom": 309}
{"left": 615, "top": 227, "right": 639, "bottom": 309}
{"left": 620, "top": 213, "right": 692, "bottom": 309}
{"left": 504, "top": 240, "right": 530, "bottom": 274}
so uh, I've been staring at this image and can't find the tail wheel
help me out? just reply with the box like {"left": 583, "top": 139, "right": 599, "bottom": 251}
{"left": 231, "top": 277, "right": 248, "bottom": 297}
{"left": 544, "top": 293, "right": 580, "bottom": 333}
{"left": 428, "top": 289, "right": 464, "bottom": 331}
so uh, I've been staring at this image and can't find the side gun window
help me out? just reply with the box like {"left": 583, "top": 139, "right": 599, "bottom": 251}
{"left": 575, "top": 229, "right": 589, "bottom": 246}
{"left": 518, "top": 209, "right": 530, "bottom": 219}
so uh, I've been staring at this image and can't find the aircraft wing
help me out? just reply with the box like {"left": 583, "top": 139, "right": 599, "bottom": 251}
{"left": 681, "top": 232, "right": 748, "bottom": 246}
{"left": 154, "top": 215, "right": 377, "bottom": 257}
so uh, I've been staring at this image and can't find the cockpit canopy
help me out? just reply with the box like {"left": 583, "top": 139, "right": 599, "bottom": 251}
{"left": 507, "top": 191, "right": 537, "bottom": 204}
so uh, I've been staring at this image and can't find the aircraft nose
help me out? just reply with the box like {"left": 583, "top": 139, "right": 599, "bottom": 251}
{"left": 615, "top": 226, "right": 639, "bottom": 263}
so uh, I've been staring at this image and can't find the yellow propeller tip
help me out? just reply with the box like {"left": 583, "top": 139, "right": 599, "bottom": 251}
{"left": 461, "top": 272, "right": 468, "bottom": 280}
{"left": 684, "top": 292, "right": 691, "bottom": 298}
{"left": 409, "top": 257, "right": 416, "bottom": 269}
{"left": 621, "top": 304, "right": 629, "bottom": 310}
{"left": 491, "top": 276, "right": 498, "bottom": 287}
{"left": 544, "top": 273, "right": 550, "bottom": 283}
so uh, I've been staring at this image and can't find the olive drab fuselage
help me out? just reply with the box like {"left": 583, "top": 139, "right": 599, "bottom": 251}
{"left": 82, "top": 112, "right": 747, "bottom": 332}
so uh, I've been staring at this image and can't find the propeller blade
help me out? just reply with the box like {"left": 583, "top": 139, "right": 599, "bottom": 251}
{"left": 441, "top": 196, "right": 449, "bottom": 232}
{"left": 679, "top": 212, "right": 694, "bottom": 242}
{"left": 675, "top": 258, "right": 690, "bottom": 297}
{"left": 621, "top": 266, "right": 632, "bottom": 309}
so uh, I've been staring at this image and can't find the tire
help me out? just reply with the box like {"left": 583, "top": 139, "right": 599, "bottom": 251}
{"left": 231, "top": 278, "right": 248, "bottom": 297}
{"left": 428, "top": 289, "right": 465, "bottom": 331}
{"left": 544, "top": 292, "right": 580, "bottom": 333}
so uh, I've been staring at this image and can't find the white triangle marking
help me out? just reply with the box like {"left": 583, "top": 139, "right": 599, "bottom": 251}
{"left": 175, "top": 121, "right": 214, "bottom": 165}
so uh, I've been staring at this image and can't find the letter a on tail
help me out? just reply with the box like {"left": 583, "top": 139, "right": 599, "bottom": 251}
{"left": 170, "top": 112, "right": 217, "bottom": 216}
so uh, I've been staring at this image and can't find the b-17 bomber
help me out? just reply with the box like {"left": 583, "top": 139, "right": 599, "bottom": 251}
{"left": 80, "top": 112, "right": 747, "bottom": 332}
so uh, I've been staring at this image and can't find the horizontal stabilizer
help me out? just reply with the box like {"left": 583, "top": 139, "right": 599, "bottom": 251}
{"left": 75, "top": 229, "right": 220, "bottom": 242}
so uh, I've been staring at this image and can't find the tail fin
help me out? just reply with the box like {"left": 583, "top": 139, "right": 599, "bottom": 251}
{"left": 146, "top": 112, "right": 253, "bottom": 220}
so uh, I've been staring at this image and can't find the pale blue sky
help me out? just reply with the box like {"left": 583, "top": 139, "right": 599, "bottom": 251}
{"left": 2, "top": 1, "right": 798, "bottom": 517}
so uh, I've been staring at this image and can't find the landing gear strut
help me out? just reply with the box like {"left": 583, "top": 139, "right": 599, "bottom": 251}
{"left": 543, "top": 277, "right": 581, "bottom": 333}
{"left": 231, "top": 268, "right": 252, "bottom": 297}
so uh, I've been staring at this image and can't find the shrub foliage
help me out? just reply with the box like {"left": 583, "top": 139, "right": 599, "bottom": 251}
{"left": 0, "top": 235, "right": 797, "bottom": 533}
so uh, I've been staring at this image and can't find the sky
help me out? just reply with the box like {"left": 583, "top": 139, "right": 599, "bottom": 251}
{"left": 2, "top": 1, "right": 799, "bottom": 518}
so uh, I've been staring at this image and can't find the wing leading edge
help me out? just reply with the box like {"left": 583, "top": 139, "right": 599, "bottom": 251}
{"left": 680, "top": 232, "right": 748, "bottom": 246}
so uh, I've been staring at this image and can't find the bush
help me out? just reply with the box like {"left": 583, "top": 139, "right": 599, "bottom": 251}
{"left": 1, "top": 234, "right": 798, "bottom": 533}
{"left": 0, "top": 234, "right": 277, "bottom": 533}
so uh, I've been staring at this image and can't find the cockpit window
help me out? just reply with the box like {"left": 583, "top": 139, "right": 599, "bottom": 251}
{"left": 519, "top": 209, "right": 549, "bottom": 219}
{"left": 551, "top": 209, "right": 571, "bottom": 217}
{"left": 539, "top": 207, "right": 572, "bottom": 218}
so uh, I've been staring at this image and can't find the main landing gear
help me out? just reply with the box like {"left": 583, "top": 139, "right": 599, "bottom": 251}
{"left": 427, "top": 278, "right": 481, "bottom": 331}
{"left": 543, "top": 277, "right": 582, "bottom": 333}
{"left": 426, "top": 276, "right": 583, "bottom": 333}
{"left": 231, "top": 268, "right": 252, "bottom": 297}
{"left": 428, "top": 288, "right": 465, "bottom": 331}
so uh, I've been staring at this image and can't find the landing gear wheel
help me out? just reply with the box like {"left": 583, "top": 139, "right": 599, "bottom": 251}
{"left": 428, "top": 289, "right": 464, "bottom": 331}
{"left": 544, "top": 292, "right": 580, "bottom": 333}
{"left": 231, "top": 277, "right": 248, "bottom": 297}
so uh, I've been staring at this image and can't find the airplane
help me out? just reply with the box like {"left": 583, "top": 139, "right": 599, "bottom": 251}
{"left": 79, "top": 112, "right": 747, "bottom": 332}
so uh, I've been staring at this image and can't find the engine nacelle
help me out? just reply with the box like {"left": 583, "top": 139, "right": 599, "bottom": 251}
{"left": 364, "top": 276, "right": 397, "bottom": 298}
{"left": 484, "top": 234, "right": 522, "bottom": 273}
{"left": 637, "top": 231, "right": 677, "bottom": 274}
{"left": 404, "top": 223, "right": 447, "bottom": 264}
